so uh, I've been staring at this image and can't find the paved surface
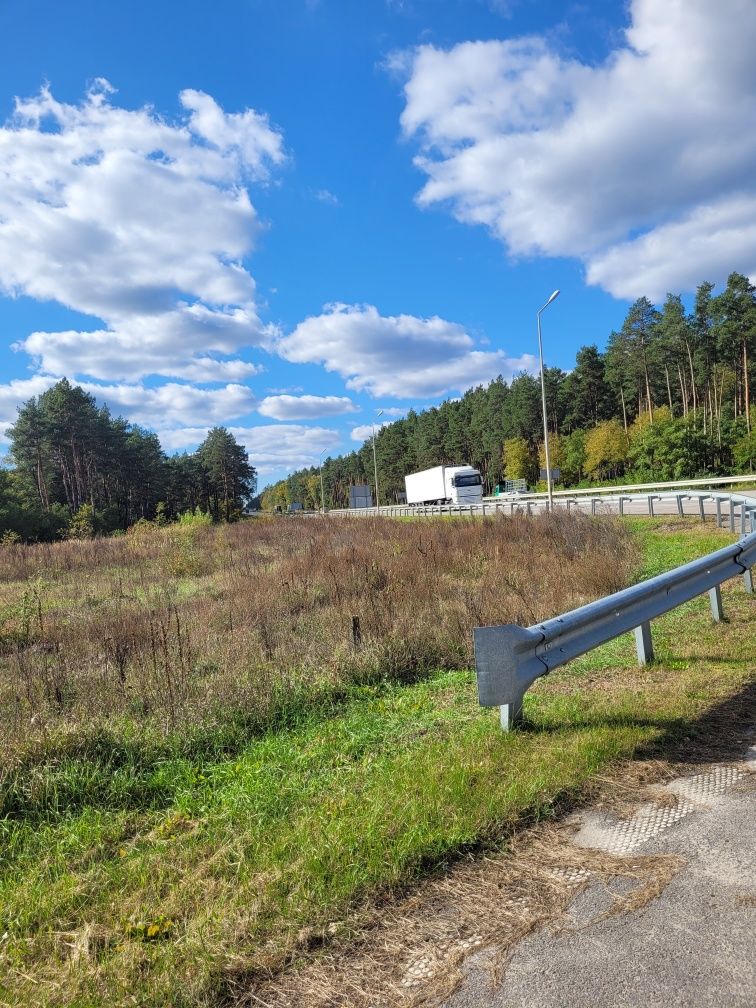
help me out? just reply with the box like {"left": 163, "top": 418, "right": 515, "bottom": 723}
{"left": 444, "top": 745, "right": 756, "bottom": 1008}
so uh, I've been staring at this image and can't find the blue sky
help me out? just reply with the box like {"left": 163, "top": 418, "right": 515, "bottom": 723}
{"left": 1, "top": 0, "right": 755, "bottom": 483}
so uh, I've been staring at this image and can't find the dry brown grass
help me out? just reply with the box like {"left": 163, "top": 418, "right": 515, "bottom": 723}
{"left": 238, "top": 819, "right": 683, "bottom": 1008}
{"left": 0, "top": 518, "right": 752, "bottom": 1008}
{"left": 0, "top": 512, "right": 636, "bottom": 758}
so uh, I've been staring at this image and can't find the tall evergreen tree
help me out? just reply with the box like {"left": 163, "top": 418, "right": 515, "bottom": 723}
{"left": 197, "top": 427, "right": 256, "bottom": 521}
{"left": 655, "top": 294, "right": 695, "bottom": 415}
{"left": 712, "top": 272, "right": 756, "bottom": 430}
{"left": 562, "top": 345, "right": 612, "bottom": 430}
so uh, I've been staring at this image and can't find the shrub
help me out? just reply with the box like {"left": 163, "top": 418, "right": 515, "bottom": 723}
{"left": 66, "top": 503, "right": 98, "bottom": 539}
{"left": 0, "top": 512, "right": 637, "bottom": 759}
{"left": 177, "top": 508, "right": 212, "bottom": 527}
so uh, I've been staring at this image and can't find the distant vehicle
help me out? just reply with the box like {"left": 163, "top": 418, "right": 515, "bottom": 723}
{"left": 405, "top": 465, "right": 483, "bottom": 507}
{"left": 494, "top": 479, "right": 528, "bottom": 496}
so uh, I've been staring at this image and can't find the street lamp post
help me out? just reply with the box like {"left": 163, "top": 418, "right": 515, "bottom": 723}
{"left": 318, "top": 448, "right": 327, "bottom": 514}
{"left": 371, "top": 409, "right": 384, "bottom": 510}
{"left": 537, "top": 289, "right": 560, "bottom": 512}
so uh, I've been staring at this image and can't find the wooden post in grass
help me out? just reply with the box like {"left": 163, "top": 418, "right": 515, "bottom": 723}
{"left": 352, "top": 615, "right": 362, "bottom": 650}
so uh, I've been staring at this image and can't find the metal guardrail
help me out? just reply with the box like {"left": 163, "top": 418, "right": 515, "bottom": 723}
{"left": 323, "top": 475, "right": 755, "bottom": 517}
{"left": 322, "top": 485, "right": 756, "bottom": 727}
{"left": 481, "top": 473, "right": 756, "bottom": 503}
{"left": 472, "top": 490, "right": 756, "bottom": 729}
{"left": 328, "top": 487, "right": 756, "bottom": 529}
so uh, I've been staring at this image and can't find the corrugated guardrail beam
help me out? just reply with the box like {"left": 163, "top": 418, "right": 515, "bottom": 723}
{"left": 473, "top": 492, "right": 756, "bottom": 730}
{"left": 479, "top": 473, "right": 756, "bottom": 503}
{"left": 330, "top": 485, "right": 756, "bottom": 524}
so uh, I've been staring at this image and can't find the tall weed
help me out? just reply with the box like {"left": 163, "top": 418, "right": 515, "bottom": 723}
{"left": 0, "top": 513, "right": 636, "bottom": 764}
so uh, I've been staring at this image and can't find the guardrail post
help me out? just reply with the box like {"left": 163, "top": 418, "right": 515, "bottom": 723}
{"left": 698, "top": 495, "right": 706, "bottom": 521}
{"left": 591, "top": 498, "right": 597, "bottom": 516}
{"left": 634, "top": 621, "right": 654, "bottom": 664}
{"left": 740, "top": 504, "right": 747, "bottom": 534}
{"left": 474, "top": 624, "right": 545, "bottom": 732}
{"left": 499, "top": 695, "right": 524, "bottom": 731}
{"left": 709, "top": 585, "right": 724, "bottom": 622}
{"left": 715, "top": 498, "right": 722, "bottom": 527}
{"left": 619, "top": 496, "right": 625, "bottom": 516}
{"left": 729, "top": 504, "right": 736, "bottom": 532}
{"left": 648, "top": 494, "right": 655, "bottom": 517}
{"left": 744, "top": 567, "right": 755, "bottom": 594}
{"left": 676, "top": 494, "right": 684, "bottom": 517}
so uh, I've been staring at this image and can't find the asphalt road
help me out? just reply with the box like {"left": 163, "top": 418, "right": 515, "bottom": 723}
{"left": 444, "top": 744, "right": 756, "bottom": 1008}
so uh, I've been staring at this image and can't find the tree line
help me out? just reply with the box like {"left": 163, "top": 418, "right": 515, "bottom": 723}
{"left": 1, "top": 379, "right": 256, "bottom": 541}
{"left": 262, "top": 272, "right": 756, "bottom": 510}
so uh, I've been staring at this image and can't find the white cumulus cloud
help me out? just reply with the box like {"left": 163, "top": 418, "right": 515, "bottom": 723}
{"left": 313, "top": 188, "right": 341, "bottom": 206}
{"left": 0, "top": 80, "right": 284, "bottom": 381}
{"left": 399, "top": 0, "right": 756, "bottom": 299}
{"left": 157, "top": 424, "right": 341, "bottom": 474}
{"left": 258, "top": 394, "right": 359, "bottom": 420}
{"left": 0, "top": 376, "right": 59, "bottom": 442}
{"left": 277, "top": 303, "right": 535, "bottom": 397}
{"left": 84, "top": 382, "right": 258, "bottom": 429}
{"left": 0, "top": 375, "right": 258, "bottom": 445}
{"left": 350, "top": 421, "right": 392, "bottom": 442}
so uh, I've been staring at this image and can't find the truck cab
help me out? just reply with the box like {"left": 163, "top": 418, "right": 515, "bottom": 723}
{"left": 446, "top": 466, "right": 483, "bottom": 505}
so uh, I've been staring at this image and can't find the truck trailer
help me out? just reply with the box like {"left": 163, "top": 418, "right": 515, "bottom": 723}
{"left": 404, "top": 465, "right": 483, "bottom": 506}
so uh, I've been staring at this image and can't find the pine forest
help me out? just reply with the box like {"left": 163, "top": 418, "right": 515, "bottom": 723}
{"left": 2, "top": 273, "right": 756, "bottom": 538}
{"left": 264, "top": 275, "right": 756, "bottom": 510}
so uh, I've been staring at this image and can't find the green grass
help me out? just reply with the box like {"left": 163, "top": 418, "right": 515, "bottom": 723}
{"left": 624, "top": 517, "right": 740, "bottom": 578}
{"left": 0, "top": 521, "right": 753, "bottom": 1007}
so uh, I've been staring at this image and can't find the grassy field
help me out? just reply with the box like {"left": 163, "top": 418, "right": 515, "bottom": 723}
{"left": 0, "top": 515, "right": 753, "bottom": 1007}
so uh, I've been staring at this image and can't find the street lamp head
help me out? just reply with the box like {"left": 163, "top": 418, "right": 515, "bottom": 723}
{"left": 538, "top": 289, "right": 561, "bottom": 316}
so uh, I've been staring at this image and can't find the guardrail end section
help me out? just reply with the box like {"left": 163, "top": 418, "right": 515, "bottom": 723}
{"left": 473, "top": 624, "right": 546, "bottom": 727}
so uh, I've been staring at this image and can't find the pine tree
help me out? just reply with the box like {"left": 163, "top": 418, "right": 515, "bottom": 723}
{"left": 712, "top": 272, "right": 756, "bottom": 431}
{"left": 562, "top": 345, "right": 612, "bottom": 430}
{"left": 197, "top": 427, "right": 256, "bottom": 521}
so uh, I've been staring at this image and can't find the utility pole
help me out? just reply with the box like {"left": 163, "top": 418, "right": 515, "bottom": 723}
{"left": 318, "top": 448, "right": 327, "bottom": 513}
{"left": 371, "top": 409, "right": 384, "bottom": 510}
{"left": 537, "top": 290, "right": 560, "bottom": 511}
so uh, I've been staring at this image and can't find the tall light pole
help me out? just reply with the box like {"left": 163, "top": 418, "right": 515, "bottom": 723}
{"left": 318, "top": 448, "right": 327, "bottom": 514}
{"left": 371, "top": 409, "right": 384, "bottom": 510}
{"left": 537, "top": 289, "right": 560, "bottom": 512}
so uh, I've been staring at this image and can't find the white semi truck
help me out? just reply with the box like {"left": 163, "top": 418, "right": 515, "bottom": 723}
{"left": 404, "top": 465, "right": 483, "bottom": 506}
